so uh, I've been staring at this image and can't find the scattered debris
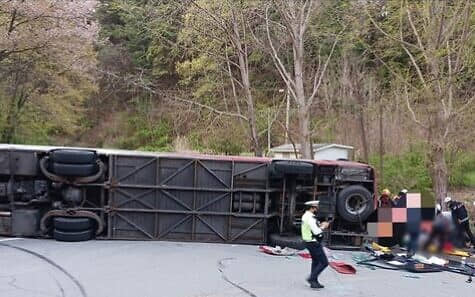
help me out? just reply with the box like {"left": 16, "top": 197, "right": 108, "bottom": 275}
{"left": 258, "top": 245, "right": 297, "bottom": 256}
{"left": 298, "top": 252, "right": 312, "bottom": 259}
{"left": 329, "top": 261, "right": 357, "bottom": 274}
{"left": 331, "top": 253, "right": 343, "bottom": 260}
{"left": 372, "top": 242, "right": 391, "bottom": 253}
{"left": 298, "top": 247, "right": 357, "bottom": 274}
{"left": 428, "top": 256, "right": 449, "bottom": 266}
{"left": 445, "top": 249, "right": 470, "bottom": 257}
{"left": 264, "top": 240, "right": 473, "bottom": 283}
{"left": 388, "top": 260, "right": 405, "bottom": 266}
{"left": 352, "top": 253, "right": 374, "bottom": 263}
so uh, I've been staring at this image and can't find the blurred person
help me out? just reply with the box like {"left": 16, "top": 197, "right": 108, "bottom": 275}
{"left": 392, "top": 189, "right": 408, "bottom": 207}
{"left": 423, "top": 204, "right": 452, "bottom": 252}
{"left": 378, "top": 189, "right": 393, "bottom": 208}
{"left": 406, "top": 219, "right": 420, "bottom": 257}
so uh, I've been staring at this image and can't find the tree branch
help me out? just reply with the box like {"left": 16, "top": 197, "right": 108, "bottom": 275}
{"left": 399, "top": 3, "right": 429, "bottom": 90}
{"left": 100, "top": 70, "right": 247, "bottom": 121}
{"left": 365, "top": 7, "right": 422, "bottom": 52}
{"left": 265, "top": 5, "right": 298, "bottom": 100}
{"left": 307, "top": 34, "right": 339, "bottom": 106}
{"left": 405, "top": 4, "right": 429, "bottom": 63}
{"left": 189, "top": 0, "right": 228, "bottom": 32}
{"left": 166, "top": 95, "right": 247, "bottom": 120}
{"left": 404, "top": 84, "right": 428, "bottom": 130}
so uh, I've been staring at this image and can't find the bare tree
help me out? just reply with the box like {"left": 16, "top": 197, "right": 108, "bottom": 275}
{"left": 153, "top": 0, "right": 264, "bottom": 155}
{"left": 0, "top": 0, "right": 98, "bottom": 143}
{"left": 0, "top": 60, "right": 31, "bottom": 142}
{"left": 225, "top": 1, "right": 261, "bottom": 156}
{"left": 0, "top": 1, "right": 97, "bottom": 62}
{"left": 263, "top": 0, "right": 338, "bottom": 159}
{"left": 368, "top": 0, "right": 475, "bottom": 203}
{"left": 340, "top": 53, "right": 372, "bottom": 163}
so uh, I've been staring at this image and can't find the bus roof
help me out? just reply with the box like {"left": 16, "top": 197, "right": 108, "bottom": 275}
{"left": 0, "top": 143, "right": 370, "bottom": 167}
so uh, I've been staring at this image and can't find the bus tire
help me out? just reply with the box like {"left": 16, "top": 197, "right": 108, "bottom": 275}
{"left": 53, "top": 217, "right": 92, "bottom": 232}
{"left": 269, "top": 233, "right": 305, "bottom": 250}
{"left": 337, "top": 185, "right": 373, "bottom": 223}
{"left": 53, "top": 229, "right": 94, "bottom": 242}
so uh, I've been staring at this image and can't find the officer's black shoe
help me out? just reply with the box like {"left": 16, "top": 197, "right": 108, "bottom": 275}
{"left": 310, "top": 281, "right": 324, "bottom": 289}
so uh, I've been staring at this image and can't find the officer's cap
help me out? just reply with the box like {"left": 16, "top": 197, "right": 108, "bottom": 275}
{"left": 304, "top": 200, "right": 320, "bottom": 207}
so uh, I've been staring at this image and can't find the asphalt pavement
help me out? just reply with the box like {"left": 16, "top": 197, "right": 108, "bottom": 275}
{"left": 0, "top": 237, "right": 473, "bottom": 297}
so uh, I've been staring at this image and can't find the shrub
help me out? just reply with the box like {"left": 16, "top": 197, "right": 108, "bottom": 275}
{"left": 447, "top": 152, "right": 475, "bottom": 187}
{"left": 370, "top": 148, "right": 475, "bottom": 200}
{"left": 369, "top": 150, "right": 432, "bottom": 198}
{"left": 118, "top": 116, "right": 172, "bottom": 152}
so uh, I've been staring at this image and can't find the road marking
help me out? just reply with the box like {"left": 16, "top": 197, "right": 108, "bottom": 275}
{"left": 0, "top": 237, "right": 22, "bottom": 242}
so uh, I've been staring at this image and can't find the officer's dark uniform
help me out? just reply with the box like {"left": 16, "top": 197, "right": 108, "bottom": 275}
{"left": 448, "top": 201, "right": 475, "bottom": 246}
{"left": 301, "top": 207, "right": 328, "bottom": 289}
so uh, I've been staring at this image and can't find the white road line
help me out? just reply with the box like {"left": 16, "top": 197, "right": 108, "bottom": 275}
{"left": 0, "top": 237, "right": 21, "bottom": 242}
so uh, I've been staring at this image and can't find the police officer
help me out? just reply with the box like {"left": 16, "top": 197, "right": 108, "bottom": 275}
{"left": 445, "top": 197, "right": 475, "bottom": 247}
{"left": 301, "top": 200, "right": 329, "bottom": 289}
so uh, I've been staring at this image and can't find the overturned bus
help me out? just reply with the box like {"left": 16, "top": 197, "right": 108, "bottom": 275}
{"left": 0, "top": 144, "right": 375, "bottom": 246}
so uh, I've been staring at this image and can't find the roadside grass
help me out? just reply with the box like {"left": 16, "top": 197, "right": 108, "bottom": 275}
{"left": 463, "top": 171, "right": 475, "bottom": 187}
{"left": 370, "top": 150, "right": 475, "bottom": 201}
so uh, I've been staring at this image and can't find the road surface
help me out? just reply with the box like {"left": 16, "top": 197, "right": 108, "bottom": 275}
{"left": 0, "top": 237, "right": 473, "bottom": 297}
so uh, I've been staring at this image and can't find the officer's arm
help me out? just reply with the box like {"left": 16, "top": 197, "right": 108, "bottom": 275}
{"left": 308, "top": 216, "right": 323, "bottom": 235}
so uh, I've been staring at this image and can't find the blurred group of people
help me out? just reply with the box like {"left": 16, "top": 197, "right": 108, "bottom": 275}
{"left": 377, "top": 188, "right": 407, "bottom": 208}
{"left": 377, "top": 189, "right": 474, "bottom": 253}
{"left": 424, "top": 197, "right": 475, "bottom": 251}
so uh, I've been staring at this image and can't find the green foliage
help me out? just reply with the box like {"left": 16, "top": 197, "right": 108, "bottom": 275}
{"left": 176, "top": 55, "right": 221, "bottom": 104}
{"left": 117, "top": 114, "right": 172, "bottom": 152}
{"left": 174, "top": 1, "right": 230, "bottom": 104}
{"left": 447, "top": 152, "right": 475, "bottom": 187}
{"left": 12, "top": 105, "right": 53, "bottom": 145}
{"left": 96, "top": 0, "right": 181, "bottom": 77}
{"left": 0, "top": 49, "right": 96, "bottom": 144}
{"left": 307, "top": 0, "right": 348, "bottom": 58}
{"left": 463, "top": 172, "right": 475, "bottom": 188}
{"left": 187, "top": 119, "right": 246, "bottom": 155}
{"left": 3, "top": 0, "right": 473, "bottom": 197}
{"left": 371, "top": 149, "right": 475, "bottom": 199}
{"left": 369, "top": 149, "right": 433, "bottom": 198}
{"left": 208, "top": 136, "right": 244, "bottom": 156}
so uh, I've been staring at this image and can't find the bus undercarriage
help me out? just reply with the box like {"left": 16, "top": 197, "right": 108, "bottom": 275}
{"left": 0, "top": 144, "right": 375, "bottom": 246}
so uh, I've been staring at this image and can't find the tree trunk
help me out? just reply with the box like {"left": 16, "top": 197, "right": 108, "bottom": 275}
{"left": 285, "top": 89, "right": 290, "bottom": 143}
{"left": 379, "top": 101, "right": 384, "bottom": 185}
{"left": 358, "top": 112, "right": 369, "bottom": 163}
{"left": 0, "top": 98, "right": 18, "bottom": 143}
{"left": 264, "top": 1, "right": 321, "bottom": 160}
{"left": 356, "top": 92, "right": 369, "bottom": 163}
{"left": 231, "top": 12, "right": 261, "bottom": 157}
{"left": 293, "top": 35, "right": 312, "bottom": 159}
{"left": 241, "top": 74, "right": 261, "bottom": 156}
{"left": 298, "top": 108, "right": 312, "bottom": 159}
{"left": 429, "top": 143, "right": 448, "bottom": 206}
